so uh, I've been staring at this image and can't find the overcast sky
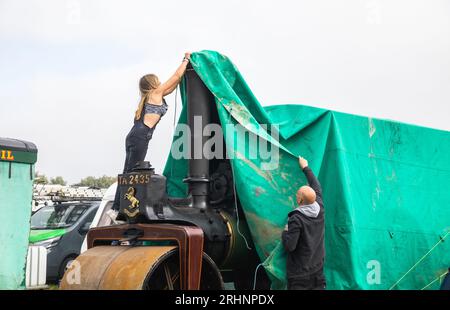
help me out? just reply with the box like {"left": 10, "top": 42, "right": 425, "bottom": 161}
{"left": 1, "top": 0, "right": 449, "bottom": 184}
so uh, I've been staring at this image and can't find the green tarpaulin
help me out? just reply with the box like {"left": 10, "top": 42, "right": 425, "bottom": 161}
{"left": 163, "top": 50, "right": 450, "bottom": 290}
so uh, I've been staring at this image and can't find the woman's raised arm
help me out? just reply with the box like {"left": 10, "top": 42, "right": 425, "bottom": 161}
{"left": 157, "top": 52, "right": 191, "bottom": 96}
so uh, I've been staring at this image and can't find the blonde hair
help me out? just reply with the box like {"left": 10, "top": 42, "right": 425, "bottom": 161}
{"left": 135, "top": 74, "right": 160, "bottom": 120}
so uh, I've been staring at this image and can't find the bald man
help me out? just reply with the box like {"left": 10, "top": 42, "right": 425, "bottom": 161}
{"left": 282, "top": 156, "right": 326, "bottom": 290}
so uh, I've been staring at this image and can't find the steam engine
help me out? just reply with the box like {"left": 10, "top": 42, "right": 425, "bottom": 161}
{"left": 60, "top": 65, "right": 268, "bottom": 290}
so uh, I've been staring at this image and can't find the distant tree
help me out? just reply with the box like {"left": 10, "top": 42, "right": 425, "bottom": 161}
{"left": 34, "top": 171, "right": 49, "bottom": 184}
{"left": 75, "top": 176, "right": 96, "bottom": 187}
{"left": 50, "top": 176, "right": 67, "bottom": 186}
{"left": 74, "top": 175, "right": 116, "bottom": 188}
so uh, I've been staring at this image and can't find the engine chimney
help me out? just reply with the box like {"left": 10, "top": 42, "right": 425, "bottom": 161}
{"left": 183, "top": 64, "right": 215, "bottom": 210}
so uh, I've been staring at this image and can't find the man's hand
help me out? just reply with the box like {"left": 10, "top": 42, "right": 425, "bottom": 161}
{"left": 184, "top": 52, "right": 191, "bottom": 60}
{"left": 299, "top": 156, "right": 308, "bottom": 169}
{"left": 284, "top": 224, "right": 288, "bottom": 231}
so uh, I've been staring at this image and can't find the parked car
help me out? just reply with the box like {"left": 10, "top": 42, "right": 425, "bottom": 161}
{"left": 29, "top": 202, "right": 99, "bottom": 282}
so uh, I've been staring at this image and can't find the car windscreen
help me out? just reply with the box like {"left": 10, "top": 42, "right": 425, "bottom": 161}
{"left": 31, "top": 204, "right": 89, "bottom": 229}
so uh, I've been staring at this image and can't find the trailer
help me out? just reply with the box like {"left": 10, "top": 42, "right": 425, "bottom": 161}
{"left": 0, "top": 138, "right": 37, "bottom": 289}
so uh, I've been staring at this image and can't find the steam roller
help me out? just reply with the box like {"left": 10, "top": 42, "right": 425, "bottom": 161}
{"left": 60, "top": 64, "right": 270, "bottom": 290}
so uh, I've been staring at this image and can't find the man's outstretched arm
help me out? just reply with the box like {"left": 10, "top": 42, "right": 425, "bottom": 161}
{"left": 299, "top": 156, "right": 322, "bottom": 201}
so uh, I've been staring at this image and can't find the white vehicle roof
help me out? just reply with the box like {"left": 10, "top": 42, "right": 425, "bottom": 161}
{"left": 80, "top": 182, "right": 117, "bottom": 253}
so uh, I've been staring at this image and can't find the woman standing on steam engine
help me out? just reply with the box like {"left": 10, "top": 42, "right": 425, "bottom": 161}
{"left": 111, "top": 52, "right": 191, "bottom": 212}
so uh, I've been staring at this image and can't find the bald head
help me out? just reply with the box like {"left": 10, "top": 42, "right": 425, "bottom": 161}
{"left": 296, "top": 186, "right": 316, "bottom": 206}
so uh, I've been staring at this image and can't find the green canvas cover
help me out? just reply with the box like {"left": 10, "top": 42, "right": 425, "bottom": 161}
{"left": 0, "top": 138, "right": 37, "bottom": 289}
{"left": 163, "top": 50, "right": 450, "bottom": 290}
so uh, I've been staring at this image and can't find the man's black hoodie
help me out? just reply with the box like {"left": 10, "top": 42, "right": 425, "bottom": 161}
{"left": 281, "top": 166, "right": 325, "bottom": 280}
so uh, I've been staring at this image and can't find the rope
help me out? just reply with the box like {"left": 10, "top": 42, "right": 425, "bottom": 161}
{"left": 170, "top": 70, "right": 252, "bottom": 250}
{"left": 173, "top": 83, "right": 179, "bottom": 134}
{"left": 421, "top": 270, "right": 449, "bottom": 290}
{"left": 389, "top": 231, "right": 449, "bottom": 290}
{"left": 223, "top": 93, "right": 252, "bottom": 251}
{"left": 187, "top": 59, "right": 252, "bottom": 250}
{"left": 252, "top": 263, "right": 263, "bottom": 290}
{"left": 170, "top": 84, "right": 179, "bottom": 178}
{"left": 230, "top": 155, "right": 252, "bottom": 251}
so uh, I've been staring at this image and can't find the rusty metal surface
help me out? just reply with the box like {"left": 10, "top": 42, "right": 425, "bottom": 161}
{"left": 60, "top": 245, "right": 175, "bottom": 290}
{"left": 86, "top": 223, "right": 204, "bottom": 289}
{"left": 183, "top": 226, "right": 204, "bottom": 290}
{"left": 99, "top": 246, "right": 176, "bottom": 290}
{"left": 60, "top": 246, "right": 128, "bottom": 290}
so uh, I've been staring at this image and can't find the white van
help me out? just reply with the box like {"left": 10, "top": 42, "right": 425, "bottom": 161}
{"left": 80, "top": 182, "right": 120, "bottom": 253}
